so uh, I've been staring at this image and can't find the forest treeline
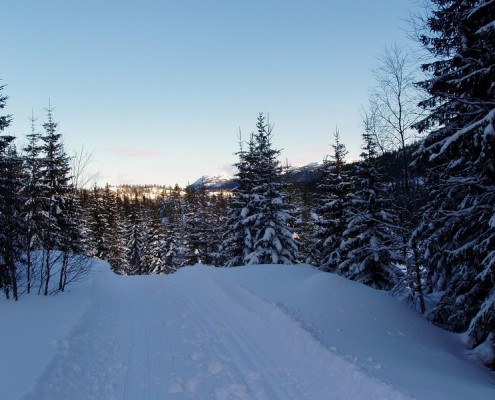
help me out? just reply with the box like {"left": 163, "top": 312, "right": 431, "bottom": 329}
{"left": 1, "top": 0, "right": 494, "bottom": 368}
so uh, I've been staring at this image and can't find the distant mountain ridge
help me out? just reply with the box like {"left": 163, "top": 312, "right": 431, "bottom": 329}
{"left": 190, "top": 174, "right": 238, "bottom": 190}
{"left": 189, "top": 162, "right": 323, "bottom": 190}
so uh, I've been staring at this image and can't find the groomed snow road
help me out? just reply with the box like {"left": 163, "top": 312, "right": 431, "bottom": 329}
{"left": 21, "top": 265, "right": 414, "bottom": 400}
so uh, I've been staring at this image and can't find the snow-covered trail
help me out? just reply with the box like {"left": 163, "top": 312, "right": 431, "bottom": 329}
{"left": 21, "top": 266, "right": 413, "bottom": 400}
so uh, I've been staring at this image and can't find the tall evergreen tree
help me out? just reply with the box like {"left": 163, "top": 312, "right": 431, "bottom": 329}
{"left": 140, "top": 204, "right": 166, "bottom": 274}
{"left": 38, "top": 105, "right": 73, "bottom": 295}
{"left": 313, "top": 129, "right": 353, "bottom": 271}
{"left": 87, "top": 185, "right": 129, "bottom": 273}
{"left": 279, "top": 173, "right": 315, "bottom": 265}
{"left": 0, "top": 130, "right": 26, "bottom": 300}
{"left": 22, "top": 113, "right": 44, "bottom": 293}
{"left": 160, "top": 185, "right": 187, "bottom": 271}
{"left": 224, "top": 114, "right": 297, "bottom": 265}
{"left": 105, "top": 189, "right": 129, "bottom": 273}
{"left": 86, "top": 184, "right": 107, "bottom": 259}
{"left": 183, "top": 186, "right": 225, "bottom": 266}
{"left": 124, "top": 195, "right": 145, "bottom": 275}
{"left": 0, "top": 85, "right": 26, "bottom": 300}
{"left": 221, "top": 133, "right": 257, "bottom": 266}
{"left": 413, "top": 0, "right": 495, "bottom": 367}
{"left": 209, "top": 190, "right": 228, "bottom": 265}
{"left": 0, "top": 83, "right": 11, "bottom": 132}
{"left": 182, "top": 186, "right": 204, "bottom": 265}
{"left": 338, "top": 130, "right": 403, "bottom": 290}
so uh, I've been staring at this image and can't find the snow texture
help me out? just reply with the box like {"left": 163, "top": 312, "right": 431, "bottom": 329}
{"left": 1, "top": 261, "right": 494, "bottom": 399}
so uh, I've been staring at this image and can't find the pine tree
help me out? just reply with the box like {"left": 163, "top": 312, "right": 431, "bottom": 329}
{"left": 338, "top": 130, "right": 403, "bottom": 290}
{"left": 209, "top": 190, "right": 228, "bottom": 265}
{"left": 161, "top": 184, "right": 187, "bottom": 271}
{"left": 313, "top": 129, "right": 353, "bottom": 271}
{"left": 239, "top": 114, "right": 298, "bottom": 265}
{"left": 0, "top": 85, "right": 26, "bottom": 300}
{"left": 38, "top": 105, "right": 73, "bottom": 295}
{"left": 22, "top": 113, "right": 44, "bottom": 293}
{"left": 182, "top": 186, "right": 203, "bottom": 266}
{"left": 221, "top": 133, "right": 257, "bottom": 266}
{"left": 413, "top": 0, "right": 495, "bottom": 367}
{"left": 183, "top": 185, "right": 224, "bottom": 266}
{"left": 86, "top": 185, "right": 106, "bottom": 258}
{"left": 0, "top": 136, "right": 26, "bottom": 300}
{"left": 0, "top": 83, "right": 11, "bottom": 131}
{"left": 140, "top": 204, "right": 166, "bottom": 274}
{"left": 124, "top": 195, "right": 145, "bottom": 275}
{"left": 91, "top": 185, "right": 129, "bottom": 274}
{"left": 285, "top": 181, "right": 316, "bottom": 265}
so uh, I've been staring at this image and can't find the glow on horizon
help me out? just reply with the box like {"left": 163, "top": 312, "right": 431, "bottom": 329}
{"left": 1, "top": 0, "right": 420, "bottom": 187}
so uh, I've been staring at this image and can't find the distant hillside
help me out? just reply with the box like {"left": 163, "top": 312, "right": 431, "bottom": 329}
{"left": 189, "top": 163, "right": 323, "bottom": 191}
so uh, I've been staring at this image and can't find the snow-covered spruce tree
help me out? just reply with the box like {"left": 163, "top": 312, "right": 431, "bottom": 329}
{"left": 209, "top": 190, "right": 228, "bottom": 265}
{"left": 284, "top": 179, "right": 317, "bottom": 264}
{"left": 313, "top": 129, "right": 353, "bottom": 271}
{"left": 104, "top": 188, "right": 129, "bottom": 273}
{"left": 338, "top": 129, "right": 403, "bottom": 290}
{"left": 56, "top": 185, "right": 88, "bottom": 292}
{"left": 182, "top": 185, "right": 204, "bottom": 266}
{"left": 412, "top": 0, "right": 495, "bottom": 367}
{"left": 22, "top": 114, "right": 44, "bottom": 293}
{"left": 86, "top": 185, "right": 108, "bottom": 259}
{"left": 0, "top": 87, "right": 26, "bottom": 300}
{"left": 87, "top": 185, "right": 129, "bottom": 274}
{"left": 124, "top": 195, "right": 145, "bottom": 275}
{"left": 138, "top": 198, "right": 165, "bottom": 274}
{"left": 0, "top": 136, "right": 26, "bottom": 301}
{"left": 160, "top": 184, "right": 187, "bottom": 271}
{"left": 0, "top": 83, "right": 10, "bottom": 132}
{"left": 182, "top": 185, "right": 223, "bottom": 266}
{"left": 236, "top": 114, "right": 297, "bottom": 265}
{"left": 221, "top": 133, "right": 257, "bottom": 266}
{"left": 38, "top": 106, "right": 74, "bottom": 295}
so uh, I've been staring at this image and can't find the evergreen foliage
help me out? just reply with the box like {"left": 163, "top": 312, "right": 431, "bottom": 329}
{"left": 140, "top": 204, "right": 166, "bottom": 274}
{"left": 222, "top": 134, "right": 257, "bottom": 266}
{"left": 22, "top": 114, "right": 44, "bottom": 293}
{"left": 413, "top": 0, "right": 495, "bottom": 367}
{"left": 160, "top": 184, "right": 187, "bottom": 271}
{"left": 0, "top": 83, "right": 12, "bottom": 131}
{"left": 313, "top": 130, "right": 353, "bottom": 271}
{"left": 0, "top": 90, "right": 91, "bottom": 299}
{"left": 222, "top": 114, "right": 298, "bottom": 266}
{"left": 38, "top": 106, "right": 75, "bottom": 294}
{"left": 124, "top": 195, "right": 145, "bottom": 275}
{"left": 0, "top": 135, "right": 26, "bottom": 300}
{"left": 0, "top": 87, "right": 26, "bottom": 300}
{"left": 182, "top": 185, "right": 224, "bottom": 266}
{"left": 285, "top": 180, "right": 316, "bottom": 264}
{"left": 338, "top": 130, "right": 403, "bottom": 290}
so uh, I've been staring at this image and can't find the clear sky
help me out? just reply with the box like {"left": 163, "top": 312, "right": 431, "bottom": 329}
{"left": 2, "top": 0, "right": 419, "bottom": 187}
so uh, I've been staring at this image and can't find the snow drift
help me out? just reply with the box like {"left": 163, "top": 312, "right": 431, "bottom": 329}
{"left": 0, "top": 261, "right": 493, "bottom": 399}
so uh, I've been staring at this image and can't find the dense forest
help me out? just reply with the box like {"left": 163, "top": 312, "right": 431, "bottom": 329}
{"left": 1, "top": 0, "right": 494, "bottom": 369}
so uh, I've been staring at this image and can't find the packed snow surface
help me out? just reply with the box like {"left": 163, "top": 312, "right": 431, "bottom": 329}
{"left": 1, "top": 262, "right": 494, "bottom": 399}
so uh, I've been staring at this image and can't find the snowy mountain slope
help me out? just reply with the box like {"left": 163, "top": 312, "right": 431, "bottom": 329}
{"left": 189, "top": 162, "right": 323, "bottom": 191}
{"left": 190, "top": 174, "right": 238, "bottom": 190}
{"left": 1, "top": 262, "right": 493, "bottom": 400}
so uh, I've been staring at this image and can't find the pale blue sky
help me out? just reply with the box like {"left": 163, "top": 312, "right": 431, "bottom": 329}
{"left": 2, "top": 0, "right": 419, "bottom": 186}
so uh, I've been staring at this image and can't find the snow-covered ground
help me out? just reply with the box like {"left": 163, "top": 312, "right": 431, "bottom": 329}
{"left": 1, "top": 261, "right": 493, "bottom": 399}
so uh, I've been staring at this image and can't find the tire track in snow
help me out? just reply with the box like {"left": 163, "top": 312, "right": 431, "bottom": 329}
{"left": 172, "top": 267, "right": 415, "bottom": 400}
{"left": 21, "top": 272, "right": 129, "bottom": 400}
{"left": 20, "top": 266, "right": 415, "bottom": 400}
{"left": 173, "top": 274, "right": 304, "bottom": 400}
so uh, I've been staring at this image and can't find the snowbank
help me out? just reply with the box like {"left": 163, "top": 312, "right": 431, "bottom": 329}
{"left": 0, "top": 261, "right": 493, "bottom": 399}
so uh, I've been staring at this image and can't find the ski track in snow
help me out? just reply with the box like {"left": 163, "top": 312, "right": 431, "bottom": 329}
{"left": 21, "top": 266, "right": 414, "bottom": 400}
